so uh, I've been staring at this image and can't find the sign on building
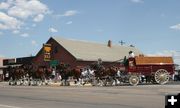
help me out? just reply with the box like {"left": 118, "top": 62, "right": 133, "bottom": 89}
{"left": 43, "top": 44, "right": 51, "bottom": 61}
{"left": 50, "top": 60, "right": 59, "bottom": 67}
{"left": 8, "top": 58, "right": 16, "bottom": 64}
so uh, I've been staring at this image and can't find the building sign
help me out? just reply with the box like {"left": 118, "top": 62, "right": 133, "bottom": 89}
{"left": 8, "top": 58, "right": 16, "bottom": 64}
{"left": 50, "top": 60, "right": 59, "bottom": 67}
{"left": 43, "top": 44, "right": 51, "bottom": 61}
{"left": 3, "top": 57, "right": 34, "bottom": 66}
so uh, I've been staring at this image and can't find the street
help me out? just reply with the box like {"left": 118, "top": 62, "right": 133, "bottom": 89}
{"left": 0, "top": 82, "right": 180, "bottom": 108}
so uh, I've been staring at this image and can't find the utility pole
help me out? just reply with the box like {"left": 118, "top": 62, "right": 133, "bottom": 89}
{"left": 119, "top": 40, "right": 125, "bottom": 45}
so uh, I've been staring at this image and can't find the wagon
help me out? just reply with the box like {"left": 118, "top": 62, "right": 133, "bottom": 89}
{"left": 125, "top": 55, "right": 174, "bottom": 86}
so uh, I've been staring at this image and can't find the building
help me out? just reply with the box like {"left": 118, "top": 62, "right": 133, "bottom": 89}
{"left": 3, "top": 56, "right": 34, "bottom": 66}
{"left": 33, "top": 37, "right": 142, "bottom": 68}
{"left": 2, "top": 56, "right": 35, "bottom": 81}
{"left": 0, "top": 57, "right": 5, "bottom": 81}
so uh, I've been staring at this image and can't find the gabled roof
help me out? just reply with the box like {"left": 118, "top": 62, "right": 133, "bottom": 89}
{"left": 52, "top": 37, "right": 142, "bottom": 62}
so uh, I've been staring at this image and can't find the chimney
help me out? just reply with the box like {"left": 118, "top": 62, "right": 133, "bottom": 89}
{"left": 107, "top": 40, "right": 112, "bottom": 47}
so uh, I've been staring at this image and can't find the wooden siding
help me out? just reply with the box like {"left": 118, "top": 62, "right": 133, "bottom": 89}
{"left": 135, "top": 56, "right": 174, "bottom": 65}
{"left": 32, "top": 38, "right": 76, "bottom": 68}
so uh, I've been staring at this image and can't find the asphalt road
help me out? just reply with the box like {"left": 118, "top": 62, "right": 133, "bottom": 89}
{"left": 0, "top": 82, "right": 180, "bottom": 108}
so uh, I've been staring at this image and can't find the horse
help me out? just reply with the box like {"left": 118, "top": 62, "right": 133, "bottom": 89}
{"left": 90, "top": 63, "right": 108, "bottom": 86}
{"left": 104, "top": 66, "right": 118, "bottom": 86}
{"left": 70, "top": 66, "right": 82, "bottom": 85}
{"left": 8, "top": 65, "right": 27, "bottom": 85}
{"left": 80, "top": 68, "right": 95, "bottom": 86}
{"left": 56, "top": 63, "right": 71, "bottom": 86}
{"left": 26, "top": 65, "right": 52, "bottom": 86}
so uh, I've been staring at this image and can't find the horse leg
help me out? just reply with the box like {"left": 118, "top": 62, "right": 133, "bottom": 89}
{"left": 77, "top": 78, "right": 82, "bottom": 86}
{"left": 19, "top": 76, "right": 22, "bottom": 85}
{"left": 80, "top": 78, "right": 84, "bottom": 85}
{"left": 65, "top": 79, "right": 70, "bottom": 86}
{"left": 27, "top": 77, "right": 31, "bottom": 86}
{"left": 9, "top": 77, "right": 12, "bottom": 85}
{"left": 14, "top": 78, "right": 17, "bottom": 85}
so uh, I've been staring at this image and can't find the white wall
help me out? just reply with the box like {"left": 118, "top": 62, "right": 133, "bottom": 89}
{"left": 0, "top": 58, "right": 3, "bottom": 67}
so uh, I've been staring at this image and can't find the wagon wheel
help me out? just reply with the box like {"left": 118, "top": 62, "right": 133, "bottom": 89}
{"left": 129, "top": 75, "right": 139, "bottom": 86}
{"left": 154, "top": 69, "right": 169, "bottom": 85}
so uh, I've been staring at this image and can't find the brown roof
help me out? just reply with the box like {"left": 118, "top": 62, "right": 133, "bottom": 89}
{"left": 135, "top": 56, "right": 174, "bottom": 65}
{"left": 53, "top": 37, "right": 143, "bottom": 62}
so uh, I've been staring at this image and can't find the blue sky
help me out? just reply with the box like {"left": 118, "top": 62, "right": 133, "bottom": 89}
{"left": 0, "top": 0, "right": 180, "bottom": 64}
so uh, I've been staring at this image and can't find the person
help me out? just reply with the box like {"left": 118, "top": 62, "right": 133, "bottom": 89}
{"left": 5, "top": 72, "right": 9, "bottom": 79}
{"left": 128, "top": 51, "right": 135, "bottom": 58}
{"left": 51, "top": 68, "right": 56, "bottom": 79}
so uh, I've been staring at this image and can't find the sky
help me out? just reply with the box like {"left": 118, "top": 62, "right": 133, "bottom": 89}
{"left": 0, "top": 0, "right": 180, "bottom": 64}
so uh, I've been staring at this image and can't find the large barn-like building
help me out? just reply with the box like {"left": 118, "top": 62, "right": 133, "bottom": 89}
{"left": 32, "top": 37, "right": 142, "bottom": 68}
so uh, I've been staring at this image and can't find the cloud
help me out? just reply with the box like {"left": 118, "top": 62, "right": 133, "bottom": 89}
{"left": 20, "top": 33, "right": 29, "bottom": 37}
{"left": 12, "top": 30, "right": 20, "bottom": 34}
{"left": 0, "top": 0, "right": 50, "bottom": 33}
{"left": 62, "top": 10, "right": 78, "bottom": 17}
{"left": 31, "top": 40, "right": 38, "bottom": 46}
{"left": 131, "top": 0, "right": 144, "bottom": 3}
{"left": 7, "top": 0, "right": 49, "bottom": 20}
{"left": 33, "top": 14, "right": 44, "bottom": 22}
{"left": 0, "top": 12, "right": 22, "bottom": 30}
{"left": 170, "top": 24, "right": 180, "bottom": 30}
{"left": 66, "top": 21, "right": 72, "bottom": 25}
{"left": 0, "top": 2, "right": 10, "bottom": 9}
{"left": 48, "top": 27, "right": 58, "bottom": 33}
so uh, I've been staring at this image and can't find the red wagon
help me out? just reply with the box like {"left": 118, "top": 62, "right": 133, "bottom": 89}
{"left": 124, "top": 55, "right": 174, "bottom": 85}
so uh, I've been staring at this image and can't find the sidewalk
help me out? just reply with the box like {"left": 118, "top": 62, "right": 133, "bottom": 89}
{"left": 48, "top": 81, "right": 92, "bottom": 87}
{"left": 0, "top": 81, "right": 8, "bottom": 86}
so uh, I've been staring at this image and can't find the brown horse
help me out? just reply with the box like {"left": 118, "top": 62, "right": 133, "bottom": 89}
{"left": 56, "top": 63, "right": 71, "bottom": 86}
{"left": 90, "top": 63, "right": 106, "bottom": 78}
{"left": 25, "top": 65, "right": 52, "bottom": 86}
{"left": 9, "top": 65, "right": 27, "bottom": 85}
{"left": 90, "top": 62, "right": 120, "bottom": 86}
{"left": 104, "top": 66, "right": 118, "bottom": 86}
{"left": 90, "top": 63, "right": 108, "bottom": 86}
{"left": 70, "top": 66, "right": 82, "bottom": 84}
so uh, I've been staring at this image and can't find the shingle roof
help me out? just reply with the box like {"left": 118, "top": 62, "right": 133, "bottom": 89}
{"left": 53, "top": 37, "right": 143, "bottom": 62}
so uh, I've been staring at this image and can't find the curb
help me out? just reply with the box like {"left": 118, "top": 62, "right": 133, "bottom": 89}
{"left": 48, "top": 82, "right": 93, "bottom": 87}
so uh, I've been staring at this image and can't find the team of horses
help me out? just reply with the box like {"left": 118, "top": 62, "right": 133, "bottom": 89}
{"left": 7, "top": 64, "right": 52, "bottom": 86}
{"left": 5, "top": 62, "right": 149, "bottom": 86}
